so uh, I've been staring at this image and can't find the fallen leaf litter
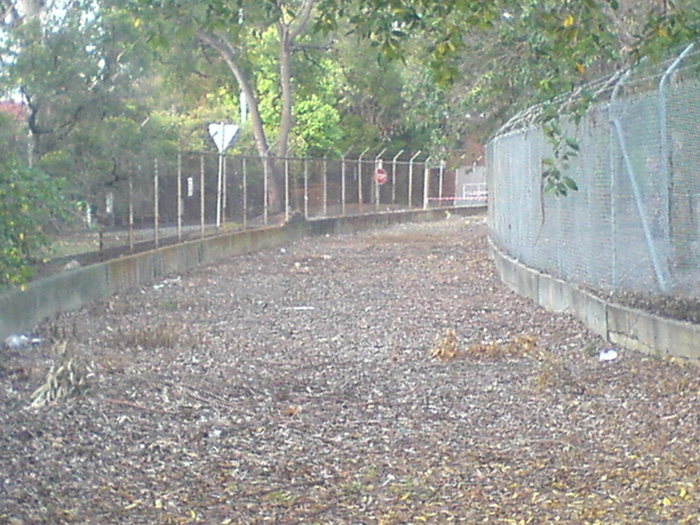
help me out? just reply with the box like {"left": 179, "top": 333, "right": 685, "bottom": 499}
{"left": 2, "top": 216, "right": 700, "bottom": 523}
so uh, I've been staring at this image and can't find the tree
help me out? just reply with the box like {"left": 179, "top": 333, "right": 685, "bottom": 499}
{"left": 324, "top": 0, "right": 699, "bottom": 192}
{"left": 2, "top": 1, "right": 117, "bottom": 157}
{"left": 242, "top": 23, "right": 343, "bottom": 157}
{"left": 132, "top": 0, "right": 321, "bottom": 212}
{"left": 321, "top": 0, "right": 699, "bottom": 118}
{"left": 330, "top": 34, "right": 408, "bottom": 153}
{"left": 1, "top": 0, "right": 184, "bottom": 214}
{"left": 0, "top": 114, "right": 69, "bottom": 287}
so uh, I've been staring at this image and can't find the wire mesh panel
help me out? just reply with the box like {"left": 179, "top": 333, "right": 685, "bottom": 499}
{"left": 304, "top": 158, "right": 326, "bottom": 219}
{"left": 392, "top": 160, "right": 426, "bottom": 209}
{"left": 178, "top": 153, "right": 205, "bottom": 230}
{"left": 42, "top": 146, "right": 466, "bottom": 263}
{"left": 324, "top": 158, "right": 344, "bottom": 214}
{"left": 667, "top": 79, "right": 700, "bottom": 292}
{"left": 357, "top": 160, "right": 371, "bottom": 208}
{"left": 241, "top": 155, "right": 265, "bottom": 225}
{"left": 391, "top": 161, "right": 411, "bottom": 208}
{"left": 128, "top": 161, "right": 158, "bottom": 245}
{"left": 488, "top": 44, "right": 700, "bottom": 300}
{"left": 341, "top": 159, "right": 362, "bottom": 213}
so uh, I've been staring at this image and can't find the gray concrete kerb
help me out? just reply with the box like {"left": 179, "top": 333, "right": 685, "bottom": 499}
{"left": 488, "top": 237, "right": 700, "bottom": 361}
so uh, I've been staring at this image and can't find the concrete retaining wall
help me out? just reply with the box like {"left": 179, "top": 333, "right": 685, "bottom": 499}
{"left": 489, "top": 238, "right": 700, "bottom": 361}
{"left": 0, "top": 207, "right": 483, "bottom": 341}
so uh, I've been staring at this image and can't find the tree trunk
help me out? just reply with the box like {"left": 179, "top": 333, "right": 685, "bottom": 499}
{"left": 196, "top": 30, "right": 284, "bottom": 213}
{"left": 277, "top": 24, "right": 293, "bottom": 160}
{"left": 276, "top": 0, "right": 315, "bottom": 160}
{"left": 196, "top": 0, "right": 316, "bottom": 215}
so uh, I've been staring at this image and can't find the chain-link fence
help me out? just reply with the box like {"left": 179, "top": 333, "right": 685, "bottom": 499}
{"left": 488, "top": 43, "right": 700, "bottom": 299}
{"left": 58, "top": 150, "right": 484, "bottom": 261}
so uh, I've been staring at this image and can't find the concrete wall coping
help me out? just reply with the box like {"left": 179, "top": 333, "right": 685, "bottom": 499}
{"left": 489, "top": 237, "right": 700, "bottom": 360}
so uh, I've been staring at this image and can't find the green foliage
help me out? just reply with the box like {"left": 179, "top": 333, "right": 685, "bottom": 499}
{"left": 292, "top": 94, "right": 342, "bottom": 156}
{"left": 541, "top": 121, "right": 580, "bottom": 196}
{"left": 248, "top": 26, "right": 283, "bottom": 142}
{"left": 325, "top": 0, "right": 699, "bottom": 150}
{"left": 0, "top": 0, "right": 184, "bottom": 221}
{"left": 0, "top": 142, "right": 69, "bottom": 288}
{"left": 400, "top": 49, "right": 470, "bottom": 159}
{"left": 330, "top": 34, "right": 407, "bottom": 152}
{"left": 630, "top": 0, "right": 700, "bottom": 63}
{"left": 3, "top": 3, "right": 122, "bottom": 155}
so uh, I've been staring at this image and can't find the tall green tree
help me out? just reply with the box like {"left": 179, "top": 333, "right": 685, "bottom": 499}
{"left": 321, "top": 0, "right": 699, "bottom": 120}
{"left": 331, "top": 35, "right": 407, "bottom": 153}
{"left": 242, "top": 23, "right": 343, "bottom": 157}
{"left": 1, "top": 0, "right": 181, "bottom": 206}
{"left": 0, "top": 0, "right": 183, "bottom": 284}
{"left": 132, "top": 0, "right": 320, "bottom": 211}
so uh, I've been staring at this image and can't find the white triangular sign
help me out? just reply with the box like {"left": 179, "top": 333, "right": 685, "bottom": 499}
{"left": 208, "top": 122, "right": 240, "bottom": 153}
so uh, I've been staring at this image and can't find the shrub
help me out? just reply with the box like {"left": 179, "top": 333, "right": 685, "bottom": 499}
{"left": 0, "top": 153, "right": 68, "bottom": 288}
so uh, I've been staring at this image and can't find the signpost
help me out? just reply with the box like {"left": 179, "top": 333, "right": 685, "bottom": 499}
{"left": 208, "top": 122, "right": 240, "bottom": 228}
{"left": 374, "top": 164, "right": 387, "bottom": 209}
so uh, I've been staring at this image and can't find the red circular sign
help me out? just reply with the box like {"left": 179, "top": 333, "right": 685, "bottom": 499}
{"left": 374, "top": 168, "right": 388, "bottom": 185}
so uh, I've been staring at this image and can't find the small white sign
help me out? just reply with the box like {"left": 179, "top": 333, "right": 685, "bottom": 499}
{"left": 187, "top": 177, "right": 194, "bottom": 197}
{"left": 240, "top": 91, "right": 248, "bottom": 123}
{"left": 105, "top": 192, "right": 114, "bottom": 215}
{"left": 208, "top": 122, "right": 240, "bottom": 153}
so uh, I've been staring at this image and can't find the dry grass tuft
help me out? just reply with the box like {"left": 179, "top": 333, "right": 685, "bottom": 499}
{"left": 430, "top": 328, "right": 460, "bottom": 361}
{"left": 29, "top": 342, "right": 90, "bottom": 409}
{"left": 113, "top": 322, "right": 183, "bottom": 350}
{"left": 464, "top": 335, "right": 538, "bottom": 361}
{"left": 431, "top": 333, "right": 539, "bottom": 362}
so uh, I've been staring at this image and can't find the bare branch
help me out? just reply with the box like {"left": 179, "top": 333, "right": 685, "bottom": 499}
{"left": 288, "top": 0, "right": 315, "bottom": 41}
{"left": 0, "top": 0, "right": 18, "bottom": 26}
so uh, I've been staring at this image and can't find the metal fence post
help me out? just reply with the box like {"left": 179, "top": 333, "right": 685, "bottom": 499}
{"left": 659, "top": 43, "right": 695, "bottom": 262}
{"left": 609, "top": 101, "right": 618, "bottom": 288}
{"left": 242, "top": 156, "right": 248, "bottom": 230}
{"left": 128, "top": 174, "right": 134, "bottom": 252}
{"left": 285, "top": 156, "right": 290, "bottom": 222}
{"left": 423, "top": 156, "right": 431, "bottom": 210}
{"left": 323, "top": 157, "right": 328, "bottom": 217}
{"left": 438, "top": 160, "right": 445, "bottom": 206}
{"left": 341, "top": 149, "right": 351, "bottom": 216}
{"left": 611, "top": 70, "right": 671, "bottom": 292}
{"left": 408, "top": 150, "right": 421, "bottom": 208}
{"left": 375, "top": 148, "right": 386, "bottom": 210}
{"left": 304, "top": 157, "right": 309, "bottom": 219}
{"left": 216, "top": 152, "right": 223, "bottom": 228}
{"left": 200, "top": 155, "right": 205, "bottom": 238}
{"left": 154, "top": 158, "right": 160, "bottom": 247}
{"left": 222, "top": 154, "right": 228, "bottom": 225}
{"left": 358, "top": 147, "right": 369, "bottom": 207}
{"left": 263, "top": 150, "right": 269, "bottom": 226}
{"left": 177, "top": 152, "right": 182, "bottom": 241}
{"left": 392, "top": 149, "right": 403, "bottom": 206}
{"left": 659, "top": 44, "right": 694, "bottom": 183}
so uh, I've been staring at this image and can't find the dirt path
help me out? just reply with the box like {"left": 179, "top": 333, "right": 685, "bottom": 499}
{"left": 2, "top": 216, "right": 700, "bottom": 523}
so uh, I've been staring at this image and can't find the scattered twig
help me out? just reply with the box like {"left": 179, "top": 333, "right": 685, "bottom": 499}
{"left": 102, "top": 397, "right": 167, "bottom": 414}
{"left": 160, "top": 380, "right": 248, "bottom": 410}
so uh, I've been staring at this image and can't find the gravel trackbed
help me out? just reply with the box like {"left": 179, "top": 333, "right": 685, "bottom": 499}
{"left": 2, "top": 216, "right": 700, "bottom": 524}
